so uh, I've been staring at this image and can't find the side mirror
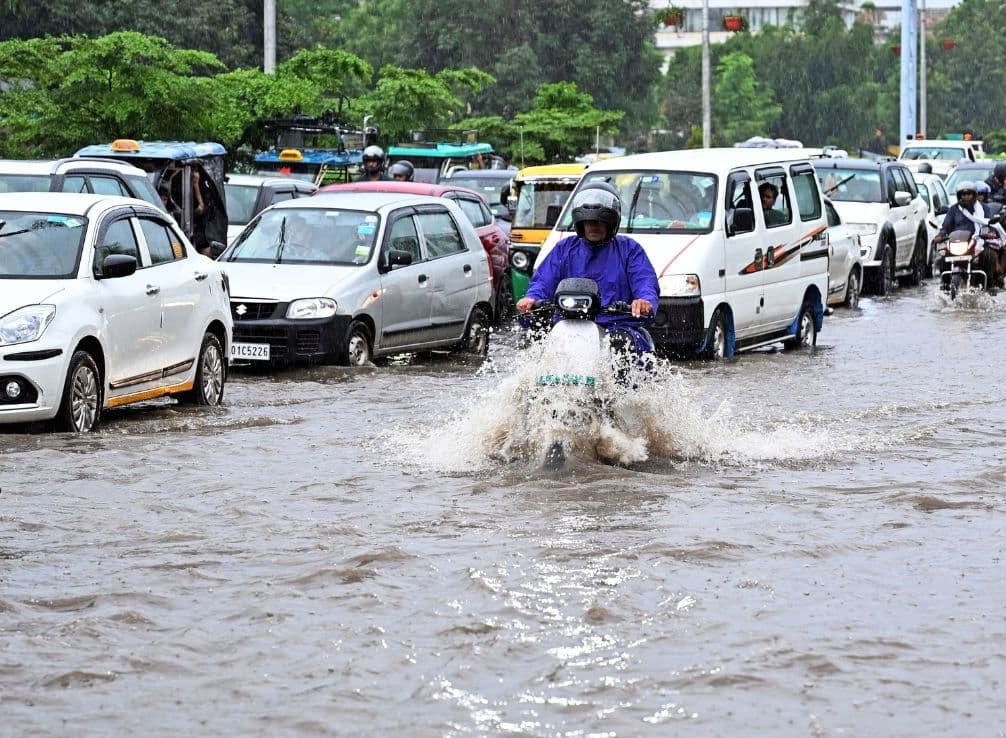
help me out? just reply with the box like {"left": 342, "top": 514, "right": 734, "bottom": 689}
{"left": 893, "top": 191, "right": 911, "bottom": 207}
{"left": 99, "top": 253, "right": 138, "bottom": 279}
{"left": 990, "top": 211, "right": 1002, "bottom": 225}
{"left": 208, "top": 240, "right": 227, "bottom": 259}
{"left": 381, "top": 248, "right": 413, "bottom": 272}
{"left": 544, "top": 204, "right": 562, "bottom": 228}
{"left": 728, "top": 207, "right": 755, "bottom": 235}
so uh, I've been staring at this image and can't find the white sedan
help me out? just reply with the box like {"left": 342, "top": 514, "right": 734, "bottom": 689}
{"left": 0, "top": 193, "right": 233, "bottom": 431}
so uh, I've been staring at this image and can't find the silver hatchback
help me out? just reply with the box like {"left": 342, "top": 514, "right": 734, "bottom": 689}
{"left": 220, "top": 192, "right": 494, "bottom": 366}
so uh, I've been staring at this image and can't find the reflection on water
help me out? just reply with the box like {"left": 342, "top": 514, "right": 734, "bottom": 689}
{"left": 2, "top": 284, "right": 1005, "bottom": 737}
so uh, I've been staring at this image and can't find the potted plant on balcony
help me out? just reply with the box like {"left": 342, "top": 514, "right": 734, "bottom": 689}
{"left": 656, "top": 6, "right": 685, "bottom": 27}
{"left": 722, "top": 13, "right": 747, "bottom": 32}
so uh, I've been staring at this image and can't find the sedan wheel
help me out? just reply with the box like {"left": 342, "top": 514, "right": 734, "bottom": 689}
{"left": 843, "top": 269, "right": 861, "bottom": 309}
{"left": 178, "top": 333, "right": 226, "bottom": 405}
{"left": 54, "top": 350, "right": 102, "bottom": 432}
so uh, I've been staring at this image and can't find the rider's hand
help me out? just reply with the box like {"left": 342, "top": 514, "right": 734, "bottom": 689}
{"left": 631, "top": 299, "right": 654, "bottom": 319}
{"left": 517, "top": 297, "right": 536, "bottom": 314}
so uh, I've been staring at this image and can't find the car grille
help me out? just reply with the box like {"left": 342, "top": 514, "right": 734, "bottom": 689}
{"left": 230, "top": 301, "right": 280, "bottom": 321}
{"left": 232, "top": 326, "right": 324, "bottom": 359}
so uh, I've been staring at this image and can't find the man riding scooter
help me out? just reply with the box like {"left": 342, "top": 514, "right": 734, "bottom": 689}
{"left": 934, "top": 180, "right": 1005, "bottom": 291}
{"left": 516, "top": 182, "right": 659, "bottom": 356}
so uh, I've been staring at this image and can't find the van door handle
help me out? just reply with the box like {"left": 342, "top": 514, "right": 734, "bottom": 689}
{"left": 194, "top": 271, "right": 208, "bottom": 281}
{"left": 146, "top": 284, "right": 160, "bottom": 295}
{"left": 753, "top": 248, "right": 763, "bottom": 270}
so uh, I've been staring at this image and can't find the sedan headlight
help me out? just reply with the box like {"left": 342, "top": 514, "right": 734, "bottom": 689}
{"left": 286, "top": 298, "right": 337, "bottom": 319}
{"left": 0, "top": 305, "right": 56, "bottom": 346}
{"left": 659, "top": 274, "right": 701, "bottom": 297}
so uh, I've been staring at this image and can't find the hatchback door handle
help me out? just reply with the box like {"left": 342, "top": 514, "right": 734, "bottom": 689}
{"left": 418, "top": 274, "right": 428, "bottom": 284}
{"left": 194, "top": 271, "right": 208, "bottom": 281}
{"left": 463, "top": 264, "right": 472, "bottom": 273}
{"left": 146, "top": 284, "right": 160, "bottom": 295}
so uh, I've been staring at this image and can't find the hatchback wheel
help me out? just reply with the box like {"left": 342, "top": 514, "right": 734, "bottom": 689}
{"left": 461, "top": 306, "right": 490, "bottom": 357}
{"left": 178, "top": 333, "right": 226, "bottom": 405}
{"left": 54, "top": 350, "right": 102, "bottom": 432}
{"left": 343, "top": 321, "right": 372, "bottom": 366}
{"left": 843, "top": 268, "right": 861, "bottom": 309}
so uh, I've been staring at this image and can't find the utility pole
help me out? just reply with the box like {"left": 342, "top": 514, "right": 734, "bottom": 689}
{"left": 899, "top": 0, "right": 918, "bottom": 145}
{"left": 919, "top": 0, "right": 926, "bottom": 136}
{"left": 702, "top": 0, "right": 710, "bottom": 148}
{"left": 264, "top": 0, "right": 276, "bottom": 74}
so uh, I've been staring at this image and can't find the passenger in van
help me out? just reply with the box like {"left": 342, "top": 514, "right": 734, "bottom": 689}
{"left": 516, "top": 183, "right": 659, "bottom": 355}
{"left": 759, "top": 182, "right": 787, "bottom": 226}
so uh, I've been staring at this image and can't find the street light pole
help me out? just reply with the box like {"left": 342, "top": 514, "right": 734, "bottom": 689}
{"left": 702, "top": 0, "right": 710, "bottom": 148}
{"left": 264, "top": 0, "right": 276, "bottom": 74}
{"left": 899, "top": 0, "right": 918, "bottom": 145}
{"left": 919, "top": 0, "right": 926, "bottom": 136}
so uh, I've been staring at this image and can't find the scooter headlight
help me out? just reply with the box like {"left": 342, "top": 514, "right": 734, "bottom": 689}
{"left": 948, "top": 240, "right": 971, "bottom": 256}
{"left": 557, "top": 294, "right": 594, "bottom": 314}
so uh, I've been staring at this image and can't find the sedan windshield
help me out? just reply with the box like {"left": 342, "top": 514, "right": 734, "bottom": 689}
{"left": 222, "top": 208, "right": 379, "bottom": 265}
{"left": 0, "top": 211, "right": 86, "bottom": 278}
{"left": 818, "top": 169, "right": 883, "bottom": 203}
{"left": 558, "top": 171, "right": 716, "bottom": 233}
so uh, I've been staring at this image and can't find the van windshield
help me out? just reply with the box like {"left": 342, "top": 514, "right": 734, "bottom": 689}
{"left": 558, "top": 171, "right": 717, "bottom": 234}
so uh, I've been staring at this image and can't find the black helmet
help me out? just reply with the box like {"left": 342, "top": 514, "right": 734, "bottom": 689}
{"left": 388, "top": 160, "right": 414, "bottom": 181}
{"left": 994, "top": 162, "right": 1006, "bottom": 182}
{"left": 570, "top": 183, "right": 621, "bottom": 242}
{"left": 362, "top": 145, "right": 385, "bottom": 174}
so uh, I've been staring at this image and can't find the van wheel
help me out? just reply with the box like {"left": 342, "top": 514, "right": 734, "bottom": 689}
{"left": 843, "top": 268, "right": 861, "bottom": 309}
{"left": 461, "top": 306, "right": 490, "bottom": 356}
{"left": 702, "top": 308, "right": 729, "bottom": 360}
{"left": 54, "top": 350, "right": 102, "bottom": 432}
{"left": 784, "top": 303, "right": 817, "bottom": 350}
{"left": 178, "top": 333, "right": 226, "bottom": 405}
{"left": 866, "top": 245, "right": 894, "bottom": 296}
{"left": 343, "top": 321, "right": 372, "bottom": 366}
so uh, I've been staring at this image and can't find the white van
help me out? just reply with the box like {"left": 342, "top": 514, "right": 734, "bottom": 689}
{"left": 538, "top": 149, "right": 830, "bottom": 359}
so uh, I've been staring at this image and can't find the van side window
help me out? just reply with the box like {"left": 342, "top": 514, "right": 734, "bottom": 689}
{"left": 790, "top": 169, "right": 822, "bottom": 220}
{"left": 755, "top": 170, "right": 790, "bottom": 228}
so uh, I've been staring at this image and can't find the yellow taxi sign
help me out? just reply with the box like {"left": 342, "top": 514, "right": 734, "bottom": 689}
{"left": 278, "top": 149, "right": 304, "bottom": 162}
{"left": 110, "top": 138, "right": 141, "bottom": 153}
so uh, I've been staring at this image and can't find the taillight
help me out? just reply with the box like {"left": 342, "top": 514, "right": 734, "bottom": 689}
{"left": 485, "top": 251, "right": 494, "bottom": 288}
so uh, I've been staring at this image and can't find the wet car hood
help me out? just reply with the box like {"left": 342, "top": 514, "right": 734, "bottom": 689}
{"left": 0, "top": 281, "right": 68, "bottom": 313}
{"left": 222, "top": 262, "right": 365, "bottom": 301}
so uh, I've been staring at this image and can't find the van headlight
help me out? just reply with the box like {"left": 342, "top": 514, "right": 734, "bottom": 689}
{"left": 659, "top": 274, "right": 701, "bottom": 297}
{"left": 286, "top": 298, "right": 337, "bottom": 319}
{"left": 0, "top": 305, "right": 56, "bottom": 346}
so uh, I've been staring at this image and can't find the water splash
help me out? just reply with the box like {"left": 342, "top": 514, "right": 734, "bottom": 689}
{"left": 381, "top": 340, "right": 883, "bottom": 474}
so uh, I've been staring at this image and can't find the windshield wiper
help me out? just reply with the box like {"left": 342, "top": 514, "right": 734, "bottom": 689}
{"left": 625, "top": 179, "right": 643, "bottom": 233}
{"left": 275, "top": 216, "right": 288, "bottom": 264}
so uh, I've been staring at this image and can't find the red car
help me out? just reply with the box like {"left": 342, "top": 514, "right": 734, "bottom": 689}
{"left": 317, "top": 180, "right": 512, "bottom": 323}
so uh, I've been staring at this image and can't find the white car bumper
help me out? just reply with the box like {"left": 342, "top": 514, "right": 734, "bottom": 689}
{"left": 0, "top": 346, "right": 70, "bottom": 424}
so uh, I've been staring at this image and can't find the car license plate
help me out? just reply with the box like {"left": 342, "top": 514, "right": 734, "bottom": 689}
{"left": 231, "top": 342, "right": 270, "bottom": 360}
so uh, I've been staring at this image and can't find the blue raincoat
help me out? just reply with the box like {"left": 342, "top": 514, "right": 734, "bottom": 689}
{"left": 525, "top": 234, "right": 660, "bottom": 353}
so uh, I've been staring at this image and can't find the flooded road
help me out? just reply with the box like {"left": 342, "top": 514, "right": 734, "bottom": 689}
{"left": 2, "top": 282, "right": 1004, "bottom": 737}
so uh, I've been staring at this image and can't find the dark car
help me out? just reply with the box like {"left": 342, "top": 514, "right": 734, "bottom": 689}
{"left": 440, "top": 168, "right": 517, "bottom": 231}
{"left": 225, "top": 174, "right": 318, "bottom": 245}
{"left": 318, "top": 180, "right": 513, "bottom": 323}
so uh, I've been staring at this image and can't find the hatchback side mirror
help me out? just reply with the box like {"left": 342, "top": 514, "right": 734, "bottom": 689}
{"left": 381, "top": 248, "right": 413, "bottom": 272}
{"left": 99, "top": 253, "right": 138, "bottom": 279}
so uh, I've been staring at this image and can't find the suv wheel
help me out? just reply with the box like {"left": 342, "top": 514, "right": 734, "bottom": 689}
{"left": 898, "top": 230, "right": 926, "bottom": 287}
{"left": 866, "top": 245, "right": 894, "bottom": 296}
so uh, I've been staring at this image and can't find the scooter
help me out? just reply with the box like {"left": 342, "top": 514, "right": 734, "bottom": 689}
{"left": 937, "top": 214, "right": 1005, "bottom": 299}
{"left": 521, "top": 277, "right": 655, "bottom": 470}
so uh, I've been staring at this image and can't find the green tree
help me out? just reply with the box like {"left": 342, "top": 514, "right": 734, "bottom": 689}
{"left": 712, "top": 52, "right": 780, "bottom": 145}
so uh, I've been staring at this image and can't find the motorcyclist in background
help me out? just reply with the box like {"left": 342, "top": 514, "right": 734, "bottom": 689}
{"left": 355, "top": 145, "right": 388, "bottom": 182}
{"left": 516, "top": 183, "right": 659, "bottom": 355}
{"left": 984, "top": 161, "right": 1006, "bottom": 208}
{"left": 388, "top": 160, "right": 415, "bottom": 181}
{"left": 935, "top": 180, "right": 1002, "bottom": 288}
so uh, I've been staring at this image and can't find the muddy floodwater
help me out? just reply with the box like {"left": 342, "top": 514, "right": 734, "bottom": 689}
{"left": 2, "top": 283, "right": 1004, "bottom": 738}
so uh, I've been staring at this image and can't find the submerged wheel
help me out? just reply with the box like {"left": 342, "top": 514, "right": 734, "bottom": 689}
{"left": 495, "top": 271, "right": 515, "bottom": 325}
{"left": 899, "top": 231, "right": 925, "bottom": 287}
{"left": 843, "top": 268, "right": 861, "bottom": 309}
{"left": 867, "top": 245, "right": 894, "bottom": 296}
{"left": 54, "top": 350, "right": 102, "bottom": 432}
{"left": 702, "top": 307, "right": 729, "bottom": 360}
{"left": 461, "top": 306, "right": 490, "bottom": 357}
{"left": 784, "top": 302, "right": 817, "bottom": 350}
{"left": 343, "top": 320, "right": 372, "bottom": 366}
{"left": 178, "top": 333, "right": 225, "bottom": 405}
